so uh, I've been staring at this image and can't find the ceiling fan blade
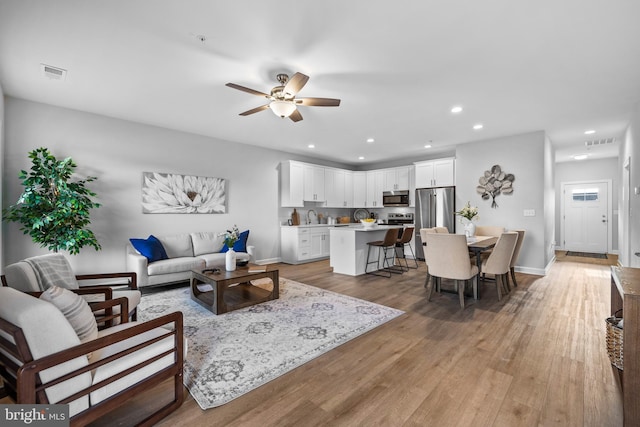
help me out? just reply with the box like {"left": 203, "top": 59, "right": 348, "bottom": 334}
{"left": 226, "top": 83, "right": 269, "bottom": 98}
{"left": 283, "top": 72, "right": 309, "bottom": 97}
{"left": 289, "top": 109, "right": 303, "bottom": 122}
{"left": 239, "top": 105, "right": 269, "bottom": 116}
{"left": 296, "top": 97, "right": 341, "bottom": 107}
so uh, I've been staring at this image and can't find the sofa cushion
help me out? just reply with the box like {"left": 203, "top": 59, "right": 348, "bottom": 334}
{"left": 40, "top": 286, "right": 99, "bottom": 344}
{"left": 129, "top": 235, "right": 168, "bottom": 263}
{"left": 220, "top": 230, "right": 250, "bottom": 253}
{"left": 191, "top": 232, "right": 225, "bottom": 256}
{"left": 147, "top": 257, "right": 205, "bottom": 276}
{"left": 197, "top": 252, "right": 250, "bottom": 268}
{"left": 157, "top": 234, "right": 193, "bottom": 258}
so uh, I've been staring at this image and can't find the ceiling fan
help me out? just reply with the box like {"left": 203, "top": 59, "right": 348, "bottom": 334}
{"left": 225, "top": 72, "right": 340, "bottom": 122}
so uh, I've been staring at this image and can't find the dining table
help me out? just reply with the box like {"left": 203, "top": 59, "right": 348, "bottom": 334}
{"left": 422, "top": 234, "right": 498, "bottom": 299}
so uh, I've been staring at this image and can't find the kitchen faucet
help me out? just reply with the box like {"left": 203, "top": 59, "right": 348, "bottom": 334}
{"left": 307, "top": 209, "right": 316, "bottom": 224}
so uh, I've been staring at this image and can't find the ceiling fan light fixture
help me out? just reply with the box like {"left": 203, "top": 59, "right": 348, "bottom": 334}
{"left": 270, "top": 100, "right": 297, "bottom": 118}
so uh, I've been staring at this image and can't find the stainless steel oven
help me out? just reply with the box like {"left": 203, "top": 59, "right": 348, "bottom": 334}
{"left": 383, "top": 190, "right": 409, "bottom": 207}
{"left": 387, "top": 213, "right": 414, "bottom": 238}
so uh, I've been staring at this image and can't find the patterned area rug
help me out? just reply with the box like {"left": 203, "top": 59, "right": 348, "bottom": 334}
{"left": 566, "top": 251, "right": 608, "bottom": 259}
{"left": 138, "top": 278, "right": 404, "bottom": 409}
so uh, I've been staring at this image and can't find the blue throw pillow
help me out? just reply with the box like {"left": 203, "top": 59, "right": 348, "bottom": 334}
{"left": 129, "top": 235, "right": 168, "bottom": 263}
{"left": 220, "top": 230, "right": 250, "bottom": 253}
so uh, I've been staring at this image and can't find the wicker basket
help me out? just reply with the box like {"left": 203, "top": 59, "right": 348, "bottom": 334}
{"left": 605, "top": 309, "right": 624, "bottom": 370}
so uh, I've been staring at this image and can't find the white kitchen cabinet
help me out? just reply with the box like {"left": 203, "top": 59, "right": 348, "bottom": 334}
{"left": 310, "top": 228, "right": 330, "bottom": 258}
{"left": 325, "top": 168, "right": 353, "bottom": 208}
{"left": 281, "top": 226, "right": 330, "bottom": 264}
{"left": 414, "top": 158, "right": 455, "bottom": 188}
{"left": 352, "top": 172, "right": 367, "bottom": 207}
{"left": 366, "top": 170, "right": 384, "bottom": 208}
{"left": 408, "top": 165, "right": 416, "bottom": 207}
{"left": 383, "top": 166, "right": 410, "bottom": 191}
{"left": 303, "top": 164, "right": 325, "bottom": 202}
{"left": 280, "top": 160, "right": 304, "bottom": 207}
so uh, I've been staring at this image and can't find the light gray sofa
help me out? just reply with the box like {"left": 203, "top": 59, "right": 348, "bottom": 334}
{"left": 126, "top": 232, "right": 254, "bottom": 287}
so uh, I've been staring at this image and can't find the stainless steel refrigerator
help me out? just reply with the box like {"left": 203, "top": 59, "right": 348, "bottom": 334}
{"left": 414, "top": 187, "right": 456, "bottom": 260}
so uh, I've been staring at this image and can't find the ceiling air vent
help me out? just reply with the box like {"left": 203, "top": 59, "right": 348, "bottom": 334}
{"left": 585, "top": 137, "right": 615, "bottom": 147}
{"left": 40, "top": 64, "right": 67, "bottom": 81}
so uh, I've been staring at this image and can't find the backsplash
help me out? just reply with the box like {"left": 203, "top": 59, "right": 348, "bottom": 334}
{"left": 278, "top": 206, "right": 415, "bottom": 226}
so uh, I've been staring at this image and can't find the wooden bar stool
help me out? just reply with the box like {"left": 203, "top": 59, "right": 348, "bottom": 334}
{"left": 365, "top": 228, "right": 403, "bottom": 277}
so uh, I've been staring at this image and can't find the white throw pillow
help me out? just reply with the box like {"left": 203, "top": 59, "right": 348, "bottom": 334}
{"left": 40, "top": 285, "right": 98, "bottom": 343}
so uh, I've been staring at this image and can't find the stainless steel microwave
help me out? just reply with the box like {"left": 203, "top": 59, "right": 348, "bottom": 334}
{"left": 383, "top": 190, "right": 410, "bottom": 207}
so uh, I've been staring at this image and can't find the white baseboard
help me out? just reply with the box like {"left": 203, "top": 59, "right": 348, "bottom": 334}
{"left": 514, "top": 265, "right": 547, "bottom": 276}
{"left": 255, "top": 257, "right": 281, "bottom": 265}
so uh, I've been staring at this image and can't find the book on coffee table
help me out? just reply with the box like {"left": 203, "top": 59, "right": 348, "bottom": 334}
{"left": 247, "top": 265, "right": 267, "bottom": 273}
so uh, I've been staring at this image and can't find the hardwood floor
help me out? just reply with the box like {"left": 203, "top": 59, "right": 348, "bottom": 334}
{"left": 47, "top": 253, "right": 629, "bottom": 425}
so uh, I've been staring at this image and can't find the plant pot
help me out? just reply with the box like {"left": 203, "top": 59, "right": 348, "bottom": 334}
{"left": 464, "top": 221, "right": 476, "bottom": 237}
{"left": 225, "top": 249, "right": 237, "bottom": 271}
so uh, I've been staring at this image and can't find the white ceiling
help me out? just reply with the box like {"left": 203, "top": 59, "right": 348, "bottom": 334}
{"left": 1, "top": 1, "right": 638, "bottom": 166}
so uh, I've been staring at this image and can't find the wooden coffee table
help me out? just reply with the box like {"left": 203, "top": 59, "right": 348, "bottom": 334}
{"left": 190, "top": 266, "right": 279, "bottom": 314}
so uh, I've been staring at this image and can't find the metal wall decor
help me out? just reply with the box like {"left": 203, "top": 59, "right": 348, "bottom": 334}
{"left": 142, "top": 172, "right": 227, "bottom": 214}
{"left": 476, "top": 165, "right": 514, "bottom": 208}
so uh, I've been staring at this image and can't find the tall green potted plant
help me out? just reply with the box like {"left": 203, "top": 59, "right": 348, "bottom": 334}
{"left": 2, "top": 147, "right": 102, "bottom": 254}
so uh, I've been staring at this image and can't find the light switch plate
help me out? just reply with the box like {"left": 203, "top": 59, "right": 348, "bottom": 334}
{"left": 524, "top": 209, "right": 536, "bottom": 217}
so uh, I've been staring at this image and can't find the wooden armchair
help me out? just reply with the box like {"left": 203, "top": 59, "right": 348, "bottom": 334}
{"left": 0, "top": 286, "right": 184, "bottom": 426}
{"left": 1, "top": 253, "right": 140, "bottom": 321}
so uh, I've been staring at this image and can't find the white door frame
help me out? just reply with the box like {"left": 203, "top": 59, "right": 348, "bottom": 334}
{"left": 560, "top": 179, "right": 612, "bottom": 253}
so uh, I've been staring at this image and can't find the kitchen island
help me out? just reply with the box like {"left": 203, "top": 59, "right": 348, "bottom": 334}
{"left": 329, "top": 225, "right": 404, "bottom": 276}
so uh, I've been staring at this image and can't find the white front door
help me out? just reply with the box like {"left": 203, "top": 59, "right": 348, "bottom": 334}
{"left": 563, "top": 181, "right": 609, "bottom": 253}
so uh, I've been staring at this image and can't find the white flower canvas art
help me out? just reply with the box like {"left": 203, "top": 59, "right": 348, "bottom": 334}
{"left": 142, "top": 172, "right": 227, "bottom": 214}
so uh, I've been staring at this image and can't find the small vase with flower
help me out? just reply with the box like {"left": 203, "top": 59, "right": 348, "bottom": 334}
{"left": 455, "top": 202, "right": 479, "bottom": 237}
{"left": 220, "top": 225, "right": 240, "bottom": 271}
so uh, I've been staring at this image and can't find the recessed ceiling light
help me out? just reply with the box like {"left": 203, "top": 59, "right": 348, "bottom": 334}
{"left": 308, "top": 144, "right": 315, "bottom": 149}
{"left": 473, "top": 124, "right": 483, "bottom": 130}
{"left": 366, "top": 138, "right": 375, "bottom": 143}
{"left": 573, "top": 154, "right": 589, "bottom": 160}
{"left": 358, "top": 156, "right": 365, "bottom": 160}
{"left": 584, "top": 130, "right": 596, "bottom": 135}
{"left": 424, "top": 144, "right": 432, "bottom": 149}
{"left": 451, "top": 106, "right": 463, "bottom": 114}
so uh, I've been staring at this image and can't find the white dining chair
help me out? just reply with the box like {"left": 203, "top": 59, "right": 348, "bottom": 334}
{"left": 425, "top": 233, "right": 479, "bottom": 309}
{"left": 481, "top": 232, "right": 518, "bottom": 300}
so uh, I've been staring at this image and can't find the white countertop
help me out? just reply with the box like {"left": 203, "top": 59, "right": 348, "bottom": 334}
{"left": 330, "top": 224, "right": 403, "bottom": 232}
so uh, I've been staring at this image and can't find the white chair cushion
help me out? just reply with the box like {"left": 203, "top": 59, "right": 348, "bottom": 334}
{"left": 147, "top": 257, "right": 205, "bottom": 275}
{"left": 0, "top": 287, "right": 90, "bottom": 416}
{"left": 156, "top": 234, "right": 193, "bottom": 258}
{"left": 191, "top": 232, "right": 225, "bottom": 256}
{"left": 90, "top": 321, "right": 179, "bottom": 405}
{"left": 3, "top": 261, "right": 41, "bottom": 291}
{"left": 40, "top": 286, "right": 98, "bottom": 343}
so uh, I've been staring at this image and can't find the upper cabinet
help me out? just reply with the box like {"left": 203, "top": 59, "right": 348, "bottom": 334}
{"left": 303, "top": 164, "right": 325, "bottom": 202}
{"left": 414, "top": 158, "right": 455, "bottom": 188}
{"left": 383, "top": 166, "right": 410, "bottom": 191}
{"left": 352, "top": 172, "right": 367, "bottom": 207}
{"left": 325, "top": 168, "right": 353, "bottom": 208}
{"left": 366, "top": 170, "right": 384, "bottom": 207}
{"left": 280, "top": 161, "right": 305, "bottom": 207}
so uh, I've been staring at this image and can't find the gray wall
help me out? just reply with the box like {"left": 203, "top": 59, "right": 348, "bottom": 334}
{"left": 1, "top": 97, "right": 349, "bottom": 273}
{"left": 0, "top": 85, "right": 4, "bottom": 272}
{"left": 456, "top": 131, "right": 549, "bottom": 275}
{"left": 620, "top": 101, "right": 640, "bottom": 267}
{"left": 554, "top": 157, "right": 619, "bottom": 252}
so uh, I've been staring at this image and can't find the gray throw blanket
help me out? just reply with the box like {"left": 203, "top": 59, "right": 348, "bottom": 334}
{"left": 24, "top": 253, "right": 79, "bottom": 290}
